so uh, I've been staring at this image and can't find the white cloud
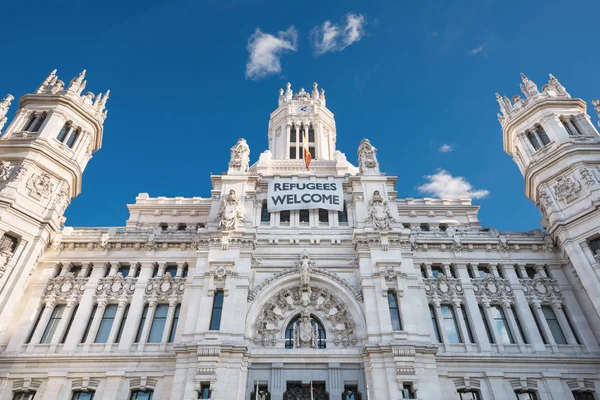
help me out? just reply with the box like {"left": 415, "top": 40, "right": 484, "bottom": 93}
{"left": 312, "top": 13, "right": 365, "bottom": 56}
{"left": 417, "top": 169, "right": 489, "bottom": 199}
{"left": 245, "top": 26, "right": 298, "bottom": 80}
{"left": 470, "top": 39, "right": 490, "bottom": 56}
{"left": 439, "top": 144, "right": 453, "bottom": 152}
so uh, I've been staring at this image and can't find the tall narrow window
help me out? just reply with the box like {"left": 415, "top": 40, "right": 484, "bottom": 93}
{"left": 441, "top": 305, "right": 461, "bottom": 343}
{"left": 308, "top": 123, "right": 315, "bottom": 142}
{"left": 182, "top": 266, "right": 189, "bottom": 278}
{"left": 289, "top": 124, "right": 297, "bottom": 159}
{"left": 40, "top": 305, "right": 65, "bottom": 344}
{"left": 461, "top": 305, "right": 475, "bottom": 343}
{"left": 299, "top": 209, "right": 309, "bottom": 223}
{"left": 527, "top": 131, "right": 541, "bottom": 150}
{"left": 318, "top": 208, "right": 329, "bottom": 223}
{"left": 280, "top": 210, "right": 290, "bottom": 224}
{"left": 148, "top": 304, "right": 168, "bottom": 343}
{"left": 129, "top": 390, "right": 153, "bottom": 400}
{"left": 82, "top": 305, "right": 97, "bottom": 343}
{"left": 31, "top": 113, "right": 46, "bottom": 132}
{"left": 562, "top": 118, "right": 576, "bottom": 135}
{"left": 542, "top": 306, "right": 566, "bottom": 344}
{"left": 491, "top": 305, "right": 514, "bottom": 344}
{"left": 511, "top": 306, "right": 528, "bottom": 344}
{"left": 26, "top": 307, "right": 43, "bottom": 344}
{"left": 198, "top": 384, "right": 211, "bottom": 399}
{"left": 588, "top": 236, "right": 600, "bottom": 257}
{"left": 429, "top": 305, "right": 441, "bottom": 342}
{"left": 135, "top": 305, "right": 149, "bottom": 343}
{"left": 401, "top": 383, "right": 416, "bottom": 399}
{"left": 169, "top": 304, "right": 181, "bottom": 342}
{"left": 387, "top": 291, "right": 402, "bottom": 331}
{"left": 95, "top": 304, "right": 118, "bottom": 343}
{"left": 479, "top": 305, "right": 495, "bottom": 344}
{"left": 72, "top": 391, "right": 95, "bottom": 400}
{"left": 260, "top": 201, "right": 270, "bottom": 222}
{"left": 115, "top": 305, "right": 129, "bottom": 343}
{"left": 57, "top": 123, "right": 70, "bottom": 142}
{"left": 60, "top": 305, "right": 78, "bottom": 343}
{"left": 209, "top": 291, "right": 224, "bottom": 331}
{"left": 23, "top": 114, "right": 37, "bottom": 131}
{"left": 338, "top": 203, "right": 348, "bottom": 223}
{"left": 536, "top": 125, "right": 550, "bottom": 145}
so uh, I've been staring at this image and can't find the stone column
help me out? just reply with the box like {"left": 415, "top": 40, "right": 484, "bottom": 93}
{"left": 176, "top": 263, "right": 183, "bottom": 278}
{"left": 453, "top": 300, "right": 471, "bottom": 344}
{"left": 108, "top": 263, "right": 118, "bottom": 277}
{"left": 531, "top": 301, "right": 559, "bottom": 353}
{"left": 83, "top": 299, "right": 107, "bottom": 347}
{"left": 136, "top": 299, "right": 158, "bottom": 350}
{"left": 160, "top": 298, "right": 178, "bottom": 349}
{"left": 482, "top": 301, "right": 504, "bottom": 352}
{"left": 27, "top": 299, "right": 56, "bottom": 348}
{"left": 564, "top": 118, "right": 579, "bottom": 135}
{"left": 550, "top": 301, "right": 579, "bottom": 346}
{"left": 328, "top": 363, "right": 342, "bottom": 395}
{"left": 49, "top": 298, "right": 77, "bottom": 349}
{"left": 501, "top": 301, "right": 526, "bottom": 351}
{"left": 432, "top": 300, "right": 448, "bottom": 344}
{"left": 117, "top": 262, "right": 153, "bottom": 351}
{"left": 40, "top": 373, "right": 67, "bottom": 400}
{"left": 270, "top": 363, "right": 284, "bottom": 398}
{"left": 455, "top": 263, "right": 491, "bottom": 351}
{"left": 104, "top": 299, "right": 129, "bottom": 351}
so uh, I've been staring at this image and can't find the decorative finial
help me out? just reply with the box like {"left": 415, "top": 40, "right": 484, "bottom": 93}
{"left": 547, "top": 73, "right": 569, "bottom": 97}
{"left": 37, "top": 70, "right": 58, "bottom": 93}
{"left": 593, "top": 99, "right": 600, "bottom": 127}
{"left": 0, "top": 94, "right": 14, "bottom": 132}
{"left": 284, "top": 82, "right": 293, "bottom": 101}
{"left": 519, "top": 72, "right": 539, "bottom": 99}
{"left": 68, "top": 69, "right": 87, "bottom": 93}
{"left": 312, "top": 82, "right": 319, "bottom": 99}
{"left": 520, "top": 72, "right": 528, "bottom": 82}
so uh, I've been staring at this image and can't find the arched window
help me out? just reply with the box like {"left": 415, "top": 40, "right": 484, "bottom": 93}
{"left": 284, "top": 313, "right": 326, "bottom": 349}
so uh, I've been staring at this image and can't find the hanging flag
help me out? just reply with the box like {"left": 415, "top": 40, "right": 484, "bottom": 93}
{"left": 303, "top": 131, "right": 312, "bottom": 171}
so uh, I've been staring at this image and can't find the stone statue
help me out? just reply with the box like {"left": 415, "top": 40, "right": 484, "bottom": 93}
{"left": 366, "top": 190, "right": 395, "bottom": 231}
{"left": 296, "top": 250, "right": 314, "bottom": 287}
{"left": 284, "top": 82, "right": 293, "bottom": 102}
{"left": 215, "top": 190, "right": 243, "bottom": 230}
{"left": 294, "top": 309, "right": 318, "bottom": 348}
{"left": 357, "top": 138, "right": 379, "bottom": 174}
{"left": 228, "top": 138, "right": 250, "bottom": 173}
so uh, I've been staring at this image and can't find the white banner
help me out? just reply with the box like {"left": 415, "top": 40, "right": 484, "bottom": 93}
{"left": 267, "top": 179, "right": 344, "bottom": 212}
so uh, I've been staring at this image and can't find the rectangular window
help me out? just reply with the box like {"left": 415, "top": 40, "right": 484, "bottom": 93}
{"left": 81, "top": 305, "right": 97, "bottom": 343}
{"left": 164, "top": 265, "right": 178, "bottom": 277}
{"left": 289, "top": 147, "right": 297, "bottom": 159}
{"left": 573, "top": 392, "right": 596, "bottom": 400}
{"left": 461, "top": 305, "right": 475, "bottom": 343}
{"left": 457, "top": 389, "right": 481, "bottom": 400}
{"left": 31, "top": 114, "right": 45, "bottom": 132}
{"left": 130, "top": 390, "right": 153, "bottom": 400}
{"left": 70, "top": 266, "right": 82, "bottom": 277}
{"left": 429, "top": 305, "right": 441, "bottom": 343}
{"left": 261, "top": 201, "right": 270, "bottom": 222}
{"left": 280, "top": 210, "right": 290, "bottom": 224}
{"left": 209, "top": 291, "right": 224, "bottom": 331}
{"left": 441, "top": 304, "right": 462, "bottom": 343}
{"left": 525, "top": 266, "right": 537, "bottom": 279}
{"left": 309, "top": 146, "right": 315, "bottom": 158}
{"left": 318, "top": 208, "right": 329, "bottom": 223}
{"left": 23, "top": 114, "right": 37, "bottom": 131}
{"left": 60, "top": 305, "right": 78, "bottom": 343}
{"left": 66, "top": 129, "right": 79, "bottom": 148}
{"left": 527, "top": 131, "right": 541, "bottom": 150}
{"left": 115, "top": 305, "right": 129, "bottom": 343}
{"left": 308, "top": 125, "right": 315, "bottom": 142}
{"left": 12, "top": 393, "right": 36, "bottom": 400}
{"left": 118, "top": 265, "right": 131, "bottom": 277}
{"left": 177, "top": 223, "right": 187, "bottom": 231}
{"left": 420, "top": 223, "right": 430, "bottom": 231}
{"left": 72, "top": 391, "right": 95, "bottom": 400}
{"left": 135, "top": 305, "right": 149, "bottom": 343}
{"left": 480, "top": 305, "right": 495, "bottom": 344}
{"left": 562, "top": 119, "right": 576, "bottom": 135}
{"left": 515, "top": 390, "right": 538, "bottom": 400}
{"left": 542, "top": 306, "right": 567, "bottom": 344}
{"left": 420, "top": 265, "right": 427, "bottom": 278}
{"left": 169, "top": 304, "right": 181, "bottom": 342}
{"left": 430, "top": 266, "right": 444, "bottom": 278}
{"left": 588, "top": 236, "right": 600, "bottom": 256}
{"left": 338, "top": 203, "right": 348, "bottom": 223}
{"left": 299, "top": 209, "right": 309, "bottom": 223}
{"left": 477, "top": 266, "right": 491, "bottom": 278}
{"left": 198, "top": 383, "right": 211, "bottom": 399}
{"left": 387, "top": 291, "right": 402, "bottom": 331}
{"left": 95, "top": 304, "right": 118, "bottom": 343}
{"left": 536, "top": 126, "right": 551, "bottom": 145}
{"left": 401, "top": 383, "right": 416, "bottom": 399}
{"left": 290, "top": 126, "right": 296, "bottom": 142}
{"left": 491, "top": 305, "right": 514, "bottom": 344}
{"left": 40, "top": 305, "right": 65, "bottom": 344}
{"left": 148, "top": 304, "right": 169, "bottom": 343}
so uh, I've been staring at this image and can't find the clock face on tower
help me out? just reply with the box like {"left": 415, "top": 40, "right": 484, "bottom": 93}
{"left": 296, "top": 105, "right": 311, "bottom": 114}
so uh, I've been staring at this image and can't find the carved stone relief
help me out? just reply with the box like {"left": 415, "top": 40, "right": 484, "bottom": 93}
{"left": 144, "top": 274, "right": 186, "bottom": 301}
{"left": 472, "top": 276, "right": 514, "bottom": 303}
{"left": 96, "top": 275, "right": 136, "bottom": 301}
{"left": 423, "top": 276, "right": 465, "bottom": 303}
{"left": 366, "top": 190, "right": 395, "bottom": 231}
{"left": 45, "top": 273, "right": 87, "bottom": 301}
{"left": 552, "top": 175, "right": 581, "bottom": 203}
{"left": 579, "top": 167, "right": 597, "bottom": 187}
{"left": 215, "top": 190, "right": 243, "bottom": 230}
{"left": 228, "top": 138, "right": 250, "bottom": 173}
{"left": 357, "top": 138, "right": 379, "bottom": 173}
{"left": 26, "top": 172, "right": 54, "bottom": 201}
{"left": 521, "top": 276, "right": 563, "bottom": 302}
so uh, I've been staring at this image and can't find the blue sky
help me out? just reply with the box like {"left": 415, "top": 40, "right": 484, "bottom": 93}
{"left": 0, "top": 0, "right": 599, "bottom": 231}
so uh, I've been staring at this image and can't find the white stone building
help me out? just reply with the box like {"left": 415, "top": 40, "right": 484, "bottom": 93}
{"left": 0, "top": 71, "right": 598, "bottom": 400}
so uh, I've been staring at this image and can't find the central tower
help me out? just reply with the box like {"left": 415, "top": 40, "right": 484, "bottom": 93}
{"left": 268, "top": 83, "right": 336, "bottom": 161}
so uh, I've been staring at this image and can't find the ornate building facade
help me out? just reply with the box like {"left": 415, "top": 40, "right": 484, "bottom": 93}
{"left": 0, "top": 72, "right": 599, "bottom": 400}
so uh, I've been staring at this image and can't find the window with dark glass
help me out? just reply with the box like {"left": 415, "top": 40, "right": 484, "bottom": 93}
{"left": 491, "top": 305, "right": 514, "bottom": 344}
{"left": 572, "top": 392, "right": 596, "bottom": 400}
{"left": 284, "top": 313, "right": 326, "bottom": 349}
{"left": 135, "top": 305, "right": 149, "bottom": 342}
{"left": 387, "top": 291, "right": 402, "bottom": 331}
{"left": 66, "top": 128, "right": 80, "bottom": 148}
{"left": 461, "top": 305, "right": 475, "bottom": 343}
{"left": 467, "top": 266, "right": 475, "bottom": 279}
{"left": 23, "top": 114, "right": 37, "bottom": 132}
{"left": 420, "top": 223, "right": 430, "bottom": 231}
{"left": 60, "top": 304, "right": 78, "bottom": 343}
{"left": 280, "top": 210, "right": 290, "bottom": 223}
{"left": 82, "top": 305, "right": 97, "bottom": 343}
{"left": 308, "top": 124, "right": 315, "bottom": 142}
{"left": 562, "top": 118, "right": 576, "bottom": 135}
{"left": 95, "top": 304, "right": 118, "bottom": 343}
{"left": 177, "top": 223, "right": 187, "bottom": 231}
{"left": 160, "top": 223, "right": 168, "bottom": 231}
{"left": 151, "top": 265, "right": 159, "bottom": 277}
{"left": 439, "top": 223, "right": 447, "bottom": 232}
{"left": 477, "top": 266, "right": 491, "bottom": 278}
{"left": 117, "top": 265, "right": 130, "bottom": 277}
{"left": 169, "top": 304, "right": 181, "bottom": 342}
{"left": 198, "top": 384, "right": 211, "bottom": 399}
{"left": 148, "top": 304, "right": 168, "bottom": 343}
{"left": 588, "top": 236, "right": 600, "bottom": 256}
{"left": 536, "top": 125, "right": 550, "bottom": 145}
{"left": 525, "top": 266, "right": 537, "bottom": 279}
{"left": 542, "top": 306, "right": 566, "bottom": 344}
{"left": 209, "top": 291, "right": 224, "bottom": 331}
{"left": 338, "top": 203, "right": 348, "bottom": 223}
{"left": 164, "top": 265, "right": 178, "bottom": 277}
{"left": 480, "top": 305, "right": 495, "bottom": 344}
{"left": 441, "top": 304, "right": 461, "bottom": 343}
{"left": 12, "top": 393, "right": 36, "bottom": 400}
{"left": 72, "top": 391, "right": 95, "bottom": 400}
{"left": 564, "top": 308, "right": 580, "bottom": 344}
{"left": 527, "top": 131, "right": 541, "bottom": 150}
{"left": 115, "top": 304, "right": 129, "bottom": 343}
{"left": 289, "top": 147, "right": 297, "bottom": 159}
{"left": 182, "top": 266, "right": 189, "bottom": 278}
{"left": 457, "top": 389, "right": 481, "bottom": 400}
{"left": 430, "top": 266, "right": 444, "bottom": 278}
{"left": 318, "top": 208, "right": 329, "bottom": 223}
{"left": 130, "top": 390, "right": 153, "bottom": 400}
{"left": 401, "top": 383, "right": 416, "bottom": 399}
{"left": 299, "top": 209, "right": 309, "bottom": 223}
{"left": 429, "top": 305, "right": 441, "bottom": 343}
{"left": 515, "top": 390, "right": 538, "bottom": 400}
{"left": 342, "top": 385, "right": 359, "bottom": 400}
{"left": 261, "top": 201, "right": 270, "bottom": 222}
{"left": 69, "top": 266, "right": 82, "bottom": 277}
{"left": 40, "top": 304, "right": 65, "bottom": 344}
{"left": 31, "top": 113, "right": 46, "bottom": 132}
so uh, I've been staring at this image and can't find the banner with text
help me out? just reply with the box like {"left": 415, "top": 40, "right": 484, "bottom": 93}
{"left": 267, "top": 179, "right": 344, "bottom": 212}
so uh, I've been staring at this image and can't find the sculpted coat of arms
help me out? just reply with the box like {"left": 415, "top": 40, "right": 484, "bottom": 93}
{"left": 215, "top": 190, "right": 244, "bottom": 230}
{"left": 366, "top": 190, "right": 395, "bottom": 231}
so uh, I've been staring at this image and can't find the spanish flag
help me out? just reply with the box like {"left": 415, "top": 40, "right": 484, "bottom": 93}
{"left": 303, "top": 131, "right": 312, "bottom": 171}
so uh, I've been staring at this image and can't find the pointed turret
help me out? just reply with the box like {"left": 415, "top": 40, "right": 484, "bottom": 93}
{"left": 67, "top": 69, "right": 86, "bottom": 93}
{"left": 519, "top": 73, "right": 540, "bottom": 99}
{"left": 36, "top": 70, "right": 57, "bottom": 94}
